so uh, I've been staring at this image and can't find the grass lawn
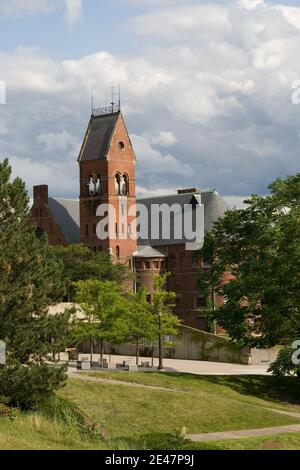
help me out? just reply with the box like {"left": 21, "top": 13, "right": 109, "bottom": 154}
{"left": 1, "top": 372, "right": 300, "bottom": 450}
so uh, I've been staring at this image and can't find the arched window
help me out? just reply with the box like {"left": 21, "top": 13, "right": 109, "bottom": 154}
{"left": 115, "top": 174, "right": 121, "bottom": 195}
{"left": 87, "top": 176, "right": 94, "bottom": 196}
{"left": 121, "top": 174, "right": 129, "bottom": 195}
{"left": 95, "top": 175, "right": 101, "bottom": 195}
{"left": 116, "top": 245, "right": 120, "bottom": 260}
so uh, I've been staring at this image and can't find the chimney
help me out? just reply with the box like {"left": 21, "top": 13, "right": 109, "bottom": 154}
{"left": 33, "top": 185, "right": 49, "bottom": 204}
{"left": 177, "top": 188, "right": 201, "bottom": 195}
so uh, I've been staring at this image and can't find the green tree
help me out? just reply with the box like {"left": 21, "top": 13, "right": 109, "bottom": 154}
{"left": 73, "top": 279, "right": 129, "bottom": 365}
{"left": 50, "top": 244, "right": 128, "bottom": 301}
{"left": 151, "top": 274, "right": 181, "bottom": 369}
{"left": 126, "top": 288, "right": 157, "bottom": 365}
{"left": 0, "top": 159, "right": 68, "bottom": 408}
{"left": 199, "top": 173, "right": 300, "bottom": 348}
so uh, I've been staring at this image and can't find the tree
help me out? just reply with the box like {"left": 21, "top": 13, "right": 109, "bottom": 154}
{"left": 151, "top": 274, "right": 181, "bottom": 370}
{"left": 73, "top": 279, "right": 129, "bottom": 365}
{"left": 50, "top": 244, "right": 129, "bottom": 301}
{"left": 126, "top": 288, "right": 157, "bottom": 365}
{"left": 0, "top": 159, "right": 68, "bottom": 408}
{"left": 198, "top": 173, "right": 300, "bottom": 348}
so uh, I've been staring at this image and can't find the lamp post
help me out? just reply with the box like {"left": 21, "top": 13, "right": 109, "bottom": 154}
{"left": 157, "top": 313, "right": 164, "bottom": 371}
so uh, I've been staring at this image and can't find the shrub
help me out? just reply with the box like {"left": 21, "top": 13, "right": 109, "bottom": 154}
{"left": 0, "top": 364, "right": 67, "bottom": 409}
{"left": 268, "top": 347, "right": 300, "bottom": 378}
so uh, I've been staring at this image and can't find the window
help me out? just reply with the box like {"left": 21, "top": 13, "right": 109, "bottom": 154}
{"left": 116, "top": 246, "right": 120, "bottom": 260}
{"left": 146, "top": 295, "right": 152, "bottom": 303}
{"left": 192, "top": 253, "right": 199, "bottom": 267}
{"left": 87, "top": 176, "right": 94, "bottom": 196}
{"left": 85, "top": 224, "right": 89, "bottom": 237}
{"left": 153, "top": 261, "right": 159, "bottom": 270}
{"left": 95, "top": 175, "right": 101, "bottom": 195}
{"left": 118, "top": 141, "right": 125, "bottom": 151}
{"left": 170, "top": 253, "right": 176, "bottom": 268}
{"left": 180, "top": 252, "right": 186, "bottom": 268}
{"left": 121, "top": 174, "right": 129, "bottom": 195}
{"left": 35, "top": 209, "right": 39, "bottom": 218}
{"left": 39, "top": 208, "right": 43, "bottom": 217}
{"left": 196, "top": 294, "right": 206, "bottom": 308}
{"left": 115, "top": 174, "right": 121, "bottom": 195}
{"left": 93, "top": 224, "right": 96, "bottom": 235}
{"left": 115, "top": 223, "right": 118, "bottom": 237}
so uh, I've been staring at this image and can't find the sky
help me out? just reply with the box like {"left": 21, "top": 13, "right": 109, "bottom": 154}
{"left": 0, "top": 0, "right": 300, "bottom": 209}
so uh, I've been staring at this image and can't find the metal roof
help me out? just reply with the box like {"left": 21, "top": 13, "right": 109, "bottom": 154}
{"left": 77, "top": 112, "right": 119, "bottom": 162}
{"left": 137, "top": 190, "right": 230, "bottom": 247}
{"left": 133, "top": 245, "right": 166, "bottom": 258}
{"left": 48, "top": 198, "right": 80, "bottom": 244}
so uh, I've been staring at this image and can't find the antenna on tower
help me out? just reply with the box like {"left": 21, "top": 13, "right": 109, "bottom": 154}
{"left": 91, "top": 84, "right": 94, "bottom": 115}
{"left": 118, "top": 83, "right": 121, "bottom": 111}
{"left": 110, "top": 86, "right": 116, "bottom": 107}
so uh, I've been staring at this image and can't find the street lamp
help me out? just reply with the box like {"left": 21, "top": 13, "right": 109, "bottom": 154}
{"left": 157, "top": 313, "right": 164, "bottom": 371}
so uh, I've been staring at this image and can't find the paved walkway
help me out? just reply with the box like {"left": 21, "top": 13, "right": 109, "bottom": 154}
{"left": 69, "top": 372, "right": 185, "bottom": 393}
{"left": 71, "top": 354, "right": 271, "bottom": 376}
{"left": 186, "top": 424, "right": 300, "bottom": 442}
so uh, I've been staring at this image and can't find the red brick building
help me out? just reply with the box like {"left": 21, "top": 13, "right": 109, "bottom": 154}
{"left": 31, "top": 105, "right": 229, "bottom": 331}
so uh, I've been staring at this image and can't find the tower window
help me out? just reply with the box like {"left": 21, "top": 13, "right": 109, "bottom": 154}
{"left": 85, "top": 224, "right": 89, "bottom": 237}
{"left": 121, "top": 174, "right": 129, "bottom": 195}
{"left": 116, "top": 246, "right": 120, "bottom": 260}
{"left": 118, "top": 142, "right": 125, "bottom": 151}
{"left": 115, "top": 174, "right": 121, "bottom": 195}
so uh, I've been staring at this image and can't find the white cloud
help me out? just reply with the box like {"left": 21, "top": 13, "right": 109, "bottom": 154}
{"left": 37, "top": 131, "right": 80, "bottom": 153}
{"left": 64, "top": 0, "right": 82, "bottom": 26}
{"left": 147, "top": 131, "right": 178, "bottom": 147}
{"left": 1, "top": 0, "right": 300, "bottom": 200}
{"left": 0, "top": 0, "right": 54, "bottom": 15}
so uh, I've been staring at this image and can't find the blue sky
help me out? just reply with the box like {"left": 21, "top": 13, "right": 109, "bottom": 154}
{"left": 0, "top": 0, "right": 300, "bottom": 206}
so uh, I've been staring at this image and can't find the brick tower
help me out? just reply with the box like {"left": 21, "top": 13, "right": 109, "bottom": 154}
{"left": 77, "top": 105, "right": 137, "bottom": 264}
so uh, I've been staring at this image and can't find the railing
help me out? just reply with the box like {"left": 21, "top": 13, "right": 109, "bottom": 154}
{"left": 92, "top": 104, "right": 120, "bottom": 117}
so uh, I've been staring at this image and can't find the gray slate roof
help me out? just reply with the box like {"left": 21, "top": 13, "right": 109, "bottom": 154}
{"left": 78, "top": 112, "right": 119, "bottom": 162}
{"left": 137, "top": 190, "right": 230, "bottom": 247}
{"left": 133, "top": 245, "right": 166, "bottom": 258}
{"left": 48, "top": 198, "right": 80, "bottom": 244}
{"left": 46, "top": 190, "right": 229, "bottom": 247}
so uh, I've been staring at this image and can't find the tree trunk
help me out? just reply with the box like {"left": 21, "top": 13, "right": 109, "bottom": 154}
{"left": 136, "top": 337, "right": 139, "bottom": 366}
{"left": 90, "top": 338, "right": 94, "bottom": 365}
{"left": 100, "top": 338, "right": 104, "bottom": 368}
{"left": 151, "top": 344, "right": 154, "bottom": 368}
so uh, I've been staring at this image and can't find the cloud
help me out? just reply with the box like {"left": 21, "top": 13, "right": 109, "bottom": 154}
{"left": 1, "top": 1, "right": 300, "bottom": 200}
{"left": 0, "top": 0, "right": 54, "bottom": 15}
{"left": 64, "top": 0, "right": 82, "bottom": 26}
{"left": 147, "top": 131, "right": 178, "bottom": 147}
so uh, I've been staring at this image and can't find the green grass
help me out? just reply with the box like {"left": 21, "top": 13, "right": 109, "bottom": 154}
{"left": 1, "top": 372, "right": 300, "bottom": 450}
{"left": 85, "top": 371, "right": 300, "bottom": 412}
{"left": 59, "top": 379, "right": 299, "bottom": 438}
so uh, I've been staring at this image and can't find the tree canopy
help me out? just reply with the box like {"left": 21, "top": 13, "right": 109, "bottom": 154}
{"left": 0, "top": 159, "right": 68, "bottom": 407}
{"left": 199, "top": 174, "right": 300, "bottom": 348}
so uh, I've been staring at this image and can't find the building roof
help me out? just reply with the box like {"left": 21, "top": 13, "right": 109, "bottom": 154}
{"left": 48, "top": 198, "right": 80, "bottom": 244}
{"left": 137, "top": 190, "right": 230, "bottom": 247}
{"left": 133, "top": 245, "right": 166, "bottom": 258}
{"left": 77, "top": 112, "right": 120, "bottom": 162}
{"left": 44, "top": 189, "right": 229, "bottom": 248}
